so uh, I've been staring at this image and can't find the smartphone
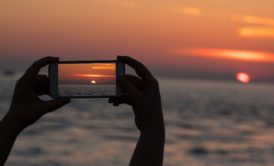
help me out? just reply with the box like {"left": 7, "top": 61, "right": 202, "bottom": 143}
{"left": 49, "top": 60, "right": 125, "bottom": 98}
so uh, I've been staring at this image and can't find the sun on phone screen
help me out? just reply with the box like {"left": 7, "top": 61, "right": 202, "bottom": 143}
{"left": 58, "top": 63, "right": 116, "bottom": 97}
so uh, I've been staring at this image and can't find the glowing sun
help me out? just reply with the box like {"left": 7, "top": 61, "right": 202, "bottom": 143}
{"left": 236, "top": 72, "right": 251, "bottom": 84}
{"left": 91, "top": 80, "right": 96, "bottom": 84}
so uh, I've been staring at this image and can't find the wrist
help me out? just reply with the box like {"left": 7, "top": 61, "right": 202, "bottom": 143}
{"left": 141, "top": 117, "right": 165, "bottom": 133}
{"left": 142, "top": 122, "right": 165, "bottom": 133}
{"left": 2, "top": 112, "right": 25, "bottom": 133}
{"left": 142, "top": 109, "right": 164, "bottom": 129}
{"left": 140, "top": 123, "right": 165, "bottom": 143}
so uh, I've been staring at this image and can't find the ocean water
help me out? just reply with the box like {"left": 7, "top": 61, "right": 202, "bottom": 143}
{"left": 59, "top": 84, "right": 116, "bottom": 97}
{"left": 1, "top": 73, "right": 274, "bottom": 166}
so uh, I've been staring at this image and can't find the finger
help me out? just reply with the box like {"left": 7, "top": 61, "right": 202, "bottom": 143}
{"left": 34, "top": 75, "right": 49, "bottom": 95}
{"left": 118, "top": 76, "right": 141, "bottom": 98}
{"left": 109, "top": 98, "right": 120, "bottom": 106}
{"left": 25, "top": 56, "right": 59, "bottom": 79}
{"left": 109, "top": 75, "right": 141, "bottom": 106}
{"left": 43, "top": 98, "right": 71, "bottom": 113}
{"left": 113, "top": 101, "right": 119, "bottom": 106}
{"left": 125, "top": 74, "right": 143, "bottom": 90}
{"left": 135, "top": 115, "right": 142, "bottom": 130}
{"left": 117, "top": 56, "right": 154, "bottom": 82}
{"left": 109, "top": 96, "right": 131, "bottom": 106}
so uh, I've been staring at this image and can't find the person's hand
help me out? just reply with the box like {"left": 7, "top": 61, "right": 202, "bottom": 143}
{"left": 6, "top": 57, "right": 70, "bottom": 130}
{"left": 109, "top": 56, "right": 164, "bottom": 131}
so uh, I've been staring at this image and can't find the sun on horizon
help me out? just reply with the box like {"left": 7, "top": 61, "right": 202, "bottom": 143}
{"left": 236, "top": 72, "right": 251, "bottom": 84}
{"left": 91, "top": 80, "right": 96, "bottom": 85}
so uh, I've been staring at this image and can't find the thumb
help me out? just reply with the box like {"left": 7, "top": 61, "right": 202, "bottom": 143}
{"left": 119, "top": 76, "right": 141, "bottom": 97}
{"left": 44, "top": 98, "right": 71, "bottom": 113}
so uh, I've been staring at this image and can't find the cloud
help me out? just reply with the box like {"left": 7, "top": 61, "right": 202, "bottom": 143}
{"left": 233, "top": 15, "right": 274, "bottom": 38}
{"left": 174, "top": 7, "right": 202, "bottom": 16}
{"left": 233, "top": 15, "right": 274, "bottom": 26}
{"left": 239, "top": 27, "right": 274, "bottom": 38}
{"left": 171, "top": 48, "right": 274, "bottom": 63}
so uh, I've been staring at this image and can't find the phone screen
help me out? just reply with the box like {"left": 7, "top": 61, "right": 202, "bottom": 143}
{"left": 57, "top": 62, "right": 118, "bottom": 97}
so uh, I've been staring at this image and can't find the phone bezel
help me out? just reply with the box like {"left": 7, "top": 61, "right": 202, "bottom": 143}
{"left": 49, "top": 60, "right": 125, "bottom": 99}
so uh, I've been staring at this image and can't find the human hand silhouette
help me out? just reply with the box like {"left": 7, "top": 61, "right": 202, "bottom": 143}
{"left": 109, "top": 56, "right": 164, "bottom": 131}
{"left": 109, "top": 56, "right": 165, "bottom": 166}
{"left": 6, "top": 57, "right": 70, "bottom": 130}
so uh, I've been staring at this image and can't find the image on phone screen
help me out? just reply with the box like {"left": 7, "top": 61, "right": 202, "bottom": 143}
{"left": 53, "top": 62, "right": 121, "bottom": 97}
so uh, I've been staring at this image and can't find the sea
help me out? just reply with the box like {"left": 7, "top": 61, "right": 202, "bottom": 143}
{"left": 1, "top": 73, "right": 274, "bottom": 166}
{"left": 59, "top": 84, "right": 116, "bottom": 97}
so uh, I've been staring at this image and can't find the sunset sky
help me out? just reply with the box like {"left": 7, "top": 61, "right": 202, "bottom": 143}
{"left": 59, "top": 63, "right": 115, "bottom": 85}
{"left": 1, "top": 0, "right": 274, "bottom": 81}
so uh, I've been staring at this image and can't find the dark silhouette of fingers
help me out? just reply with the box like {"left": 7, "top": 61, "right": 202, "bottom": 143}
{"left": 113, "top": 101, "right": 120, "bottom": 106}
{"left": 117, "top": 56, "right": 154, "bottom": 82}
{"left": 118, "top": 76, "right": 141, "bottom": 98}
{"left": 108, "top": 98, "right": 120, "bottom": 106}
{"left": 125, "top": 74, "right": 144, "bottom": 90}
{"left": 135, "top": 115, "right": 142, "bottom": 130}
{"left": 25, "top": 57, "right": 59, "bottom": 79}
{"left": 109, "top": 96, "right": 131, "bottom": 106}
{"left": 44, "top": 98, "right": 70, "bottom": 113}
{"left": 34, "top": 75, "right": 49, "bottom": 95}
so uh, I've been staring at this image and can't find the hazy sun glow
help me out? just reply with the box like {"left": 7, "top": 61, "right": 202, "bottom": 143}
{"left": 239, "top": 27, "right": 274, "bottom": 38}
{"left": 174, "top": 7, "right": 202, "bottom": 16}
{"left": 236, "top": 72, "right": 251, "bottom": 84}
{"left": 91, "top": 66, "right": 116, "bottom": 70}
{"left": 1, "top": 0, "right": 274, "bottom": 81}
{"left": 58, "top": 63, "right": 116, "bottom": 85}
{"left": 73, "top": 74, "right": 115, "bottom": 78}
{"left": 173, "top": 48, "right": 274, "bottom": 63}
{"left": 233, "top": 15, "right": 274, "bottom": 26}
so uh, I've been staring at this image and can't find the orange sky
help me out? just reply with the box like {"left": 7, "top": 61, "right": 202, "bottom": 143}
{"left": 1, "top": 0, "right": 274, "bottom": 81}
{"left": 59, "top": 63, "right": 115, "bottom": 85}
